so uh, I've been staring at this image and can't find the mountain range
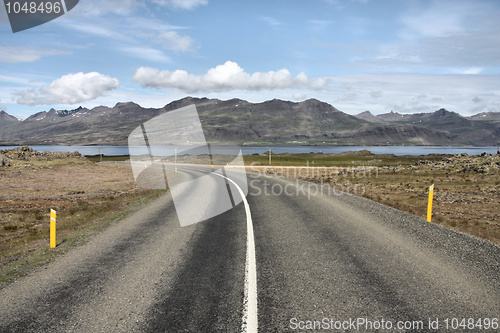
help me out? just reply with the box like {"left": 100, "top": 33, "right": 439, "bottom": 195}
{"left": 0, "top": 97, "right": 499, "bottom": 146}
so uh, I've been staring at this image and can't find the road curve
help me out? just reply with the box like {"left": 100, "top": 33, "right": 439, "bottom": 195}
{"left": 0, "top": 170, "right": 498, "bottom": 332}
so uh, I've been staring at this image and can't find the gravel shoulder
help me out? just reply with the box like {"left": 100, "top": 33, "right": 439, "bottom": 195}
{"left": 0, "top": 192, "right": 197, "bottom": 332}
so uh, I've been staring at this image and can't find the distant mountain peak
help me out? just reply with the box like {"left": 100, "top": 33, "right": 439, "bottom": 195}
{"left": 114, "top": 101, "right": 141, "bottom": 108}
{"left": 299, "top": 98, "right": 327, "bottom": 106}
{"left": 353, "top": 111, "right": 383, "bottom": 123}
{"left": 0, "top": 110, "right": 19, "bottom": 123}
{"left": 264, "top": 98, "right": 290, "bottom": 104}
{"left": 436, "top": 108, "right": 451, "bottom": 114}
{"left": 433, "top": 108, "right": 463, "bottom": 118}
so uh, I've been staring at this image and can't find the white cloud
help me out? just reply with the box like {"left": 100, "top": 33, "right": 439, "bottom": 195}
{"left": 337, "top": 93, "right": 357, "bottom": 101}
{"left": 59, "top": 11, "right": 199, "bottom": 55}
{"left": 68, "top": 0, "right": 142, "bottom": 17}
{"left": 16, "top": 72, "right": 119, "bottom": 106}
{"left": 355, "top": 28, "right": 500, "bottom": 70}
{"left": 317, "top": 73, "right": 500, "bottom": 115}
{"left": 65, "top": 0, "right": 206, "bottom": 16}
{"left": 0, "top": 46, "right": 71, "bottom": 63}
{"left": 0, "top": 74, "right": 38, "bottom": 85}
{"left": 125, "top": 17, "right": 186, "bottom": 32}
{"left": 341, "top": 1, "right": 500, "bottom": 72}
{"left": 260, "top": 16, "right": 281, "bottom": 26}
{"left": 310, "top": 78, "right": 328, "bottom": 89}
{"left": 309, "top": 19, "right": 332, "bottom": 32}
{"left": 158, "top": 31, "right": 196, "bottom": 52}
{"left": 133, "top": 61, "right": 314, "bottom": 92}
{"left": 399, "top": 4, "right": 463, "bottom": 39}
{"left": 460, "top": 67, "right": 484, "bottom": 75}
{"left": 121, "top": 46, "right": 171, "bottom": 62}
{"left": 293, "top": 93, "right": 307, "bottom": 100}
{"left": 58, "top": 20, "right": 127, "bottom": 40}
{"left": 150, "top": 0, "right": 208, "bottom": 10}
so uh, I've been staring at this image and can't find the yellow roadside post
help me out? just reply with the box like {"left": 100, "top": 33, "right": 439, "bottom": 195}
{"left": 50, "top": 209, "right": 56, "bottom": 248}
{"left": 427, "top": 184, "right": 434, "bottom": 222}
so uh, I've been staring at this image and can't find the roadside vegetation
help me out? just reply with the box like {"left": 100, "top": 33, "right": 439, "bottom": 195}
{"left": 0, "top": 146, "right": 164, "bottom": 285}
{"left": 247, "top": 150, "right": 500, "bottom": 245}
{"left": 1, "top": 146, "right": 498, "bottom": 285}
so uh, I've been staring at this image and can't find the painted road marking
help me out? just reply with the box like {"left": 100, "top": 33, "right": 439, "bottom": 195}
{"left": 211, "top": 172, "right": 257, "bottom": 333}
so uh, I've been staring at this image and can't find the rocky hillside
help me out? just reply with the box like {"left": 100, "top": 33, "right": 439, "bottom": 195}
{"left": 354, "top": 109, "right": 500, "bottom": 145}
{"left": 1, "top": 97, "right": 499, "bottom": 145}
{"left": 0, "top": 145, "right": 89, "bottom": 169}
{"left": 467, "top": 112, "right": 500, "bottom": 121}
{"left": 0, "top": 110, "right": 18, "bottom": 124}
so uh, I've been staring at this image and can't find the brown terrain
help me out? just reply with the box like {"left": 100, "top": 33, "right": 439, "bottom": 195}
{"left": 1, "top": 146, "right": 499, "bottom": 285}
{"left": 0, "top": 146, "right": 157, "bottom": 283}
{"left": 258, "top": 151, "right": 500, "bottom": 245}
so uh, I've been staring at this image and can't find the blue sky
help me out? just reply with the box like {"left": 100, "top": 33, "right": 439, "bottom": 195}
{"left": 1, "top": 0, "right": 500, "bottom": 119}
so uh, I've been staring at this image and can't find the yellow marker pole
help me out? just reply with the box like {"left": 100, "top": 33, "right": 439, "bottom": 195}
{"left": 427, "top": 184, "right": 434, "bottom": 222}
{"left": 175, "top": 167, "right": 177, "bottom": 174}
{"left": 50, "top": 209, "right": 56, "bottom": 248}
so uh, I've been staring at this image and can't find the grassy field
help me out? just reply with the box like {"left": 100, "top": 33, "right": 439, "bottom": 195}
{"left": 243, "top": 150, "right": 447, "bottom": 167}
{"left": 85, "top": 154, "right": 130, "bottom": 163}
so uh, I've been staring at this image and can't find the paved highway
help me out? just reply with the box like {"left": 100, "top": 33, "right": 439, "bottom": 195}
{"left": 0, "top": 168, "right": 499, "bottom": 332}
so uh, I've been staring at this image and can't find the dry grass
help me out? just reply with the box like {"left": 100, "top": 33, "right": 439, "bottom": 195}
{"left": 357, "top": 171, "right": 499, "bottom": 244}
{"left": 254, "top": 153, "right": 500, "bottom": 245}
{"left": 0, "top": 157, "right": 161, "bottom": 283}
{"left": 1, "top": 148, "right": 498, "bottom": 285}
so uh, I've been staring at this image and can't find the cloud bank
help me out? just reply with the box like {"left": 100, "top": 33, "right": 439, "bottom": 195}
{"left": 133, "top": 61, "right": 324, "bottom": 92}
{"left": 0, "top": 46, "right": 71, "bottom": 64}
{"left": 158, "top": 31, "right": 197, "bottom": 52}
{"left": 17, "top": 72, "right": 120, "bottom": 106}
{"left": 151, "top": 0, "right": 208, "bottom": 10}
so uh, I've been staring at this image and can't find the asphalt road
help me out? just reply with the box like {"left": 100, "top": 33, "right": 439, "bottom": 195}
{"left": 0, "top": 168, "right": 499, "bottom": 332}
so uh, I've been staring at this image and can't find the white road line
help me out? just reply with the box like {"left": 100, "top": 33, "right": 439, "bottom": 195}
{"left": 211, "top": 172, "right": 258, "bottom": 333}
